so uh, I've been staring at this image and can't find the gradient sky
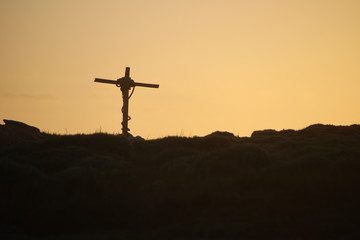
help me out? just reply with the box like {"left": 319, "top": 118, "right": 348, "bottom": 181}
{"left": 1, "top": 0, "right": 359, "bottom": 138}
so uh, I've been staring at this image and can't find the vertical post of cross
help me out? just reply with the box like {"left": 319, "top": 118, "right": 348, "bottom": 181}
{"left": 121, "top": 67, "right": 130, "bottom": 136}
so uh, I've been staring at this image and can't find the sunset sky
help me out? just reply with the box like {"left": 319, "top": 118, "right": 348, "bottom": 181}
{"left": 1, "top": 0, "right": 359, "bottom": 138}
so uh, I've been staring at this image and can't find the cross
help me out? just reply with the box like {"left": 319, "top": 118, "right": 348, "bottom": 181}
{"left": 95, "top": 67, "right": 159, "bottom": 136}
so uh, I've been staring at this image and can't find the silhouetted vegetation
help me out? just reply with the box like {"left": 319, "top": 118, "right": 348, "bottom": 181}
{"left": 1, "top": 124, "right": 360, "bottom": 239}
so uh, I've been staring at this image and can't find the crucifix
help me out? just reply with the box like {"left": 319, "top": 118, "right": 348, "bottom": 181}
{"left": 94, "top": 67, "right": 159, "bottom": 136}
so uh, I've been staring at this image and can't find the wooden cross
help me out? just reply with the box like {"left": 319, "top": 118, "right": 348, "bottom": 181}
{"left": 95, "top": 67, "right": 159, "bottom": 136}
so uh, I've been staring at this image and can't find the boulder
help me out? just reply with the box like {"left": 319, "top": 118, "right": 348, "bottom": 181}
{"left": 251, "top": 129, "right": 278, "bottom": 138}
{"left": 206, "top": 131, "right": 235, "bottom": 138}
{"left": 0, "top": 119, "right": 41, "bottom": 144}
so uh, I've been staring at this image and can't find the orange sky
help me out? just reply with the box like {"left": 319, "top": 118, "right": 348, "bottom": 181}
{"left": 1, "top": 0, "right": 359, "bottom": 138}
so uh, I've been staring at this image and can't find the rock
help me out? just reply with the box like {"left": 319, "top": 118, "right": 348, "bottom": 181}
{"left": 206, "top": 131, "right": 235, "bottom": 138}
{"left": 251, "top": 129, "right": 278, "bottom": 138}
{"left": 0, "top": 119, "right": 41, "bottom": 144}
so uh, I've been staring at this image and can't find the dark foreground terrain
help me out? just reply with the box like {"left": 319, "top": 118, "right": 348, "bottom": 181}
{"left": 1, "top": 124, "right": 360, "bottom": 239}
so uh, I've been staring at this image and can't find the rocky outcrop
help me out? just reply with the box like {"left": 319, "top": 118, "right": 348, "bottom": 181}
{"left": 251, "top": 129, "right": 278, "bottom": 138}
{"left": 0, "top": 119, "right": 41, "bottom": 144}
{"left": 206, "top": 131, "right": 235, "bottom": 138}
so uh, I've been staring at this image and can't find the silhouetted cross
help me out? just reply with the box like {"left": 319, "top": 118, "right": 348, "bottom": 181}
{"left": 95, "top": 67, "right": 159, "bottom": 136}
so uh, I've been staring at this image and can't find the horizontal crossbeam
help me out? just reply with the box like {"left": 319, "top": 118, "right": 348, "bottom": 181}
{"left": 94, "top": 78, "right": 117, "bottom": 84}
{"left": 94, "top": 78, "right": 159, "bottom": 88}
{"left": 135, "top": 82, "right": 159, "bottom": 88}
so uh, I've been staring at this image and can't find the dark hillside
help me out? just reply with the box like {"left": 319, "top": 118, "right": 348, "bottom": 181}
{"left": 1, "top": 124, "right": 360, "bottom": 239}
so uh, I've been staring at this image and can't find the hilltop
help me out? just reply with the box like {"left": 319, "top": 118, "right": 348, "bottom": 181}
{"left": 1, "top": 121, "right": 360, "bottom": 239}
